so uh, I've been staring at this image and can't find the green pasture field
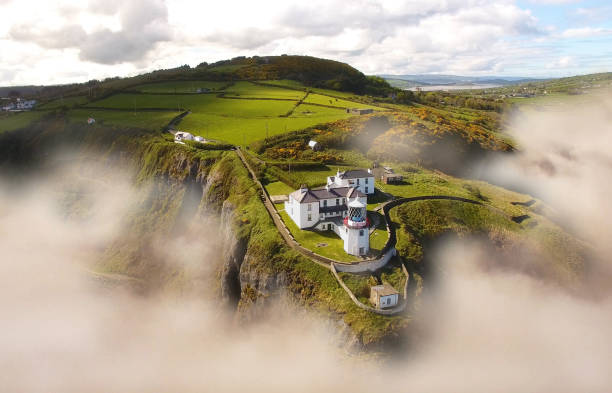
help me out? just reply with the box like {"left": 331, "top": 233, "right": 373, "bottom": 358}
{"left": 179, "top": 108, "right": 355, "bottom": 145}
{"left": 303, "top": 93, "right": 384, "bottom": 110}
{"left": 87, "top": 94, "right": 296, "bottom": 117}
{"left": 68, "top": 109, "right": 180, "bottom": 130}
{"left": 223, "top": 81, "right": 305, "bottom": 99}
{"left": 132, "top": 81, "right": 229, "bottom": 93}
{"left": 37, "top": 96, "right": 89, "bottom": 109}
{"left": 0, "top": 111, "right": 46, "bottom": 133}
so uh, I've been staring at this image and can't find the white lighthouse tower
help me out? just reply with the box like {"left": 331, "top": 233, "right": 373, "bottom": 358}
{"left": 343, "top": 199, "right": 370, "bottom": 256}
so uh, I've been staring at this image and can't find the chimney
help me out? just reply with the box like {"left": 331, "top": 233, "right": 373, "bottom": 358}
{"left": 367, "top": 168, "right": 372, "bottom": 174}
{"left": 300, "top": 184, "right": 308, "bottom": 193}
{"left": 325, "top": 184, "right": 330, "bottom": 191}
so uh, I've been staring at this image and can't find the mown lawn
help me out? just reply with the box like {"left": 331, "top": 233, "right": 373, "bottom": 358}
{"left": 264, "top": 181, "right": 295, "bottom": 196}
{"left": 68, "top": 109, "right": 180, "bottom": 130}
{"left": 0, "top": 111, "right": 46, "bottom": 133}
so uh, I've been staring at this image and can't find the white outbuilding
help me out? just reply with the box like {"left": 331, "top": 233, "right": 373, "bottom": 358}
{"left": 370, "top": 283, "right": 399, "bottom": 309}
{"left": 174, "top": 131, "right": 194, "bottom": 142}
{"left": 308, "top": 140, "right": 321, "bottom": 151}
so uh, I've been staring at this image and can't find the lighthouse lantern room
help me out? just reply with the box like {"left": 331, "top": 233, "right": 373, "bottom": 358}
{"left": 343, "top": 199, "right": 370, "bottom": 256}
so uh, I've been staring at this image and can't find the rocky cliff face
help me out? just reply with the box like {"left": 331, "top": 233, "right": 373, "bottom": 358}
{"left": 0, "top": 119, "right": 397, "bottom": 351}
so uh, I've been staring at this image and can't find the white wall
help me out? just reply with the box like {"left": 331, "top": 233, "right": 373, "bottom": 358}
{"left": 344, "top": 226, "right": 370, "bottom": 256}
{"left": 285, "top": 196, "right": 318, "bottom": 229}
{"left": 380, "top": 294, "right": 399, "bottom": 308}
{"left": 327, "top": 176, "right": 376, "bottom": 194}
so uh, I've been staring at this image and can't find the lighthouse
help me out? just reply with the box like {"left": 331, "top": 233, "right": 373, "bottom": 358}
{"left": 343, "top": 199, "right": 370, "bottom": 256}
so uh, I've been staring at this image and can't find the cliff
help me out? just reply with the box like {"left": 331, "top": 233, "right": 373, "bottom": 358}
{"left": 0, "top": 115, "right": 411, "bottom": 351}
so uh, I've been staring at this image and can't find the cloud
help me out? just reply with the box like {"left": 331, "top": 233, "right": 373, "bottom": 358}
{"left": 8, "top": 0, "right": 172, "bottom": 65}
{"left": 0, "top": 0, "right": 608, "bottom": 85}
{"left": 560, "top": 27, "right": 612, "bottom": 38}
{"left": 547, "top": 55, "right": 577, "bottom": 68}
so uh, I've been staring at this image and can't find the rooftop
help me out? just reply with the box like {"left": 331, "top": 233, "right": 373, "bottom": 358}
{"left": 371, "top": 283, "right": 399, "bottom": 297}
{"left": 337, "top": 169, "right": 372, "bottom": 179}
{"left": 290, "top": 186, "right": 365, "bottom": 204}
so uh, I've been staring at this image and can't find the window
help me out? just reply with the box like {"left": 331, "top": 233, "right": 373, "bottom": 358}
{"left": 323, "top": 200, "right": 327, "bottom": 207}
{"left": 307, "top": 204, "right": 312, "bottom": 211}
{"left": 365, "top": 187, "right": 369, "bottom": 193}
{"left": 307, "top": 213, "right": 312, "bottom": 221}
{"left": 342, "top": 198, "right": 345, "bottom": 204}
{"left": 336, "top": 198, "right": 339, "bottom": 205}
{"left": 359, "top": 247, "right": 364, "bottom": 255}
{"left": 359, "top": 229, "right": 364, "bottom": 236}
{"left": 365, "top": 178, "right": 369, "bottom": 184}
{"left": 357, "top": 179, "right": 360, "bottom": 185}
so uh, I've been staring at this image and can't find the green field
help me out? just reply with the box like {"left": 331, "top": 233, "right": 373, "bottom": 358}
{"left": 264, "top": 181, "right": 295, "bottom": 196}
{"left": 304, "top": 93, "right": 383, "bottom": 110}
{"left": 224, "top": 82, "right": 305, "bottom": 99}
{"left": 181, "top": 114, "right": 326, "bottom": 145}
{"left": 37, "top": 96, "right": 89, "bottom": 109}
{"left": 74, "top": 81, "right": 383, "bottom": 145}
{"left": 0, "top": 111, "right": 46, "bottom": 133}
{"left": 88, "top": 93, "right": 296, "bottom": 116}
{"left": 68, "top": 109, "right": 180, "bottom": 130}
{"left": 132, "top": 81, "right": 229, "bottom": 93}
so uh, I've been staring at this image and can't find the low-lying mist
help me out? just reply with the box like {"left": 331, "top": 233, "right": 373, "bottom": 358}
{"left": 2, "top": 94, "right": 612, "bottom": 392}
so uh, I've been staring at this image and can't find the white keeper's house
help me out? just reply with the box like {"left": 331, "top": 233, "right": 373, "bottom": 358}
{"left": 327, "top": 169, "right": 375, "bottom": 195}
{"left": 284, "top": 168, "right": 376, "bottom": 256}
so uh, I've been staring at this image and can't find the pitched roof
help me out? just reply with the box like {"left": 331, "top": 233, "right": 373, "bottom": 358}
{"left": 338, "top": 169, "right": 372, "bottom": 179}
{"left": 290, "top": 186, "right": 365, "bottom": 204}
{"left": 371, "top": 283, "right": 398, "bottom": 297}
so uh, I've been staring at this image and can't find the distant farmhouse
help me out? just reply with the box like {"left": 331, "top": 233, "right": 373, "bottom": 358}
{"left": 285, "top": 168, "right": 375, "bottom": 256}
{"left": 2, "top": 99, "right": 36, "bottom": 112}
{"left": 346, "top": 108, "right": 373, "bottom": 115}
{"left": 173, "top": 131, "right": 209, "bottom": 144}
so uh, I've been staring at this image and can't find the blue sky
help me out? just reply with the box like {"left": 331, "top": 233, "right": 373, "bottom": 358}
{"left": 0, "top": 0, "right": 611, "bottom": 85}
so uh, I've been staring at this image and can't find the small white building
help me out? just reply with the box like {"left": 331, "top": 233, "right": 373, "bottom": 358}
{"left": 308, "top": 140, "right": 321, "bottom": 151}
{"left": 370, "top": 283, "right": 399, "bottom": 309}
{"left": 327, "top": 169, "right": 375, "bottom": 195}
{"left": 174, "top": 131, "right": 194, "bottom": 142}
{"left": 285, "top": 185, "right": 370, "bottom": 256}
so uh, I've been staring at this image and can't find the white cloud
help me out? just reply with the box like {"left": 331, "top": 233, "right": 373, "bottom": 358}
{"left": 0, "top": 0, "right": 604, "bottom": 85}
{"left": 560, "top": 27, "right": 612, "bottom": 38}
{"left": 547, "top": 55, "right": 577, "bottom": 69}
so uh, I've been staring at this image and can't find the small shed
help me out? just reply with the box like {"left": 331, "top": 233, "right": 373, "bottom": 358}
{"left": 308, "top": 140, "right": 321, "bottom": 151}
{"left": 370, "top": 283, "right": 399, "bottom": 309}
{"left": 382, "top": 173, "right": 403, "bottom": 184}
{"left": 87, "top": 117, "right": 95, "bottom": 125}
